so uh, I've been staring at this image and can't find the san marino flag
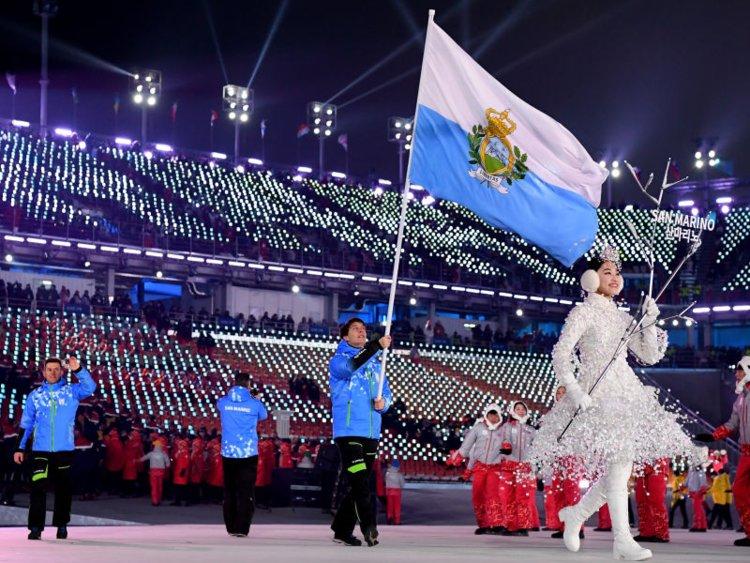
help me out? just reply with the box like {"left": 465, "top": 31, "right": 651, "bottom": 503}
{"left": 410, "top": 15, "right": 607, "bottom": 267}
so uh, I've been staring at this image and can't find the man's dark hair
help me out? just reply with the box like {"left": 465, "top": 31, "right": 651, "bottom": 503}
{"left": 340, "top": 317, "right": 366, "bottom": 338}
{"left": 44, "top": 357, "right": 63, "bottom": 368}
{"left": 235, "top": 372, "right": 252, "bottom": 387}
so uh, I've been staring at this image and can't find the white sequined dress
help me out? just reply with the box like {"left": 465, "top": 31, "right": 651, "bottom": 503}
{"left": 529, "top": 292, "right": 696, "bottom": 479}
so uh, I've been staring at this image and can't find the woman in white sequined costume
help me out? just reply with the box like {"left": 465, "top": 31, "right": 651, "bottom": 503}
{"left": 528, "top": 246, "right": 705, "bottom": 561}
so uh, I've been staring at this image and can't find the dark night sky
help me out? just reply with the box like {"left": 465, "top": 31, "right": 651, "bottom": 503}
{"left": 0, "top": 0, "right": 748, "bottom": 204}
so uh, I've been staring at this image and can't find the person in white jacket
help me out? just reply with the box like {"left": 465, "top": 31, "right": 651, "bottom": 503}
{"left": 528, "top": 246, "right": 706, "bottom": 561}
{"left": 449, "top": 403, "right": 507, "bottom": 535}
{"left": 385, "top": 459, "right": 405, "bottom": 525}
{"left": 139, "top": 439, "right": 171, "bottom": 506}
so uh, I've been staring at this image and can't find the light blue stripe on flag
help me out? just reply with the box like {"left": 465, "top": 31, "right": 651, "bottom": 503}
{"left": 410, "top": 104, "right": 598, "bottom": 267}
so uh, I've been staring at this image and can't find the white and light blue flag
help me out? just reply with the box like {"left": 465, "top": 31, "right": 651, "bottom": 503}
{"left": 410, "top": 18, "right": 607, "bottom": 267}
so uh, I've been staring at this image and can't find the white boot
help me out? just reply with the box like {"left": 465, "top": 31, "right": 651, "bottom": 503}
{"left": 608, "top": 469, "right": 652, "bottom": 561}
{"left": 558, "top": 479, "right": 606, "bottom": 553}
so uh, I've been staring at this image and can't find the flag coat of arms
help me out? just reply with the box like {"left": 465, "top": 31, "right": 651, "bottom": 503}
{"left": 410, "top": 18, "right": 606, "bottom": 266}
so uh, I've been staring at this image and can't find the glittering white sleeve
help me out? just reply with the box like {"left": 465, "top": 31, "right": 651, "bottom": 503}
{"left": 458, "top": 422, "right": 480, "bottom": 458}
{"left": 628, "top": 319, "right": 668, "bottom": 366}
{"left": 551, "top": 306, "right": 589, "bottom": 388}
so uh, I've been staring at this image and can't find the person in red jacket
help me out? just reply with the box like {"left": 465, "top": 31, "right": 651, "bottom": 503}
{"left": 189, "top": 435, "right": 205, "bottom": 505}
{"left": 171, "top": 433, "right": 190, "bottom": 506}
{"left": 255, "top": 438, "right": 275, "bottom": 508}
{"left": 633, "top": 458, "right": 670, "bottom": 543}
{"left": 279, "top": 440, "right": 293, "bottom": 469}
{"left": 103, "top": 428, "right": 125, "bottom": 495}
{"left": 206, "top": 435, "right": 224, "bottom": 502}
{"left": 122, "top": 429, "right": 144, "bottom": 498}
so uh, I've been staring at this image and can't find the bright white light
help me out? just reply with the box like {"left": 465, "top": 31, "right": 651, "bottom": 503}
{"left": 395, "top": 132, "right": 402, "bottom": 140}
{"left": 247, "top": 158, "right": 263, "bottom": 166}
{"left": 240, "top": 113, "right": 249, "bottom": 122}
{"left": 685, "top": 319, "right": 694, "bottom": 327}
{"left": 297, "top": 166, "right": 313, "bottom": 173}
{"left": 155, "top": 143, "right": 172, "bottom": 152}
{"left": 709, "top": 158, "right": 717, "bottom": 167}
{"left": 692, "top": 307, "right": 710, "bottom": 314}
{"left": 134, "top": 74, "right": 140, "bottom": 80}
{"left": 147, "top": 96, "right": 156, "bottom": 106}
{"left": 242, "top": 104, "right": 249, "bottom": 111}
{"left": 374, "top": 187, "right": 384, "bottom": 196}
{"left": 313, "top": 127, "right": 320, "bottom": 135}
{"left": 721, "top": 204, "right": 730, "bottom": 214}
{"left": 313, "top": 105, "right": 321, "bottom": 113}
{"left": 598, "top": 160, "right": 607, "bottom": 168}
{"left": 695, "top": 159, "right": 704, "bottom": 169}
{"left": 406, "top": 191, "right": 415, "bottom": 200}
{"left": 404, "top": 122, "right": 412, "bottom": 130}
{"left": 325, "top": 120, "right": 332, "bottom": 127}
{"left": 144, "top": 150, "right": 153, "bottom": 159}
{"left": 378, "top": 179, "right": 392, "bottom": 186}
{"left": 227, "top": 86, "right": 236, "bottom": 96}
{"left": 409, "top": 297, "right": 417, "bottom": 306}
{"left": 677, "top": 199, "right": 694, "bottom": 207}
{"left": 210, "top": 152, "right": 227, "bottom": 160}
{"left": 292, "top": 284, "right": 300, "bottom": 294}
{"left": 77, "top": 141, "right": 87, "bottom": 150}
{"left": 331, "top": 171, "right": 346, "bottom": 179}
{"left": 579, "top": 479, "right": 591, "bottom": 489}
{"left": 515, "top": 308, "right": 524, "bottom": 317}
{"left": 695, "top": 151, "right": 702, "bottom": 160}
{"left": 235, "top": 165, "right": 245, "bottom": 173}
{"left": 314, "top": 118, "right": 321, "bottom": 125}
{"left": 228, "top": 111, "right": 236, "bottom": 120}
{"left": 11, "top": 119, "right": 30, "bottom": 128}
{"left": 395, "top": 121, "right": 402, "bottom": 128}
{"left": 326, "top": 108, "right": 333, "bottom": 115}
{"left": 611, "top": 160, "right": 619, "bottom": 168}
{"left": 712, "top": 305, "right": 730, "bottom": 312}
{"left": 4, "top": 254, "right": 12, "bottom": 263}
{"left": 421, "top": 195, "right": 435, "bottom": 206}
{"left": 691, "top": 207, "right": 699, "bottom": 216}
{"left": 733, "top": 305, "right": 750, "bottom": 312}
{"left": 156, "top": 270, "right": 163, "bottom": 279}
{"left": 292, "top": 174, "right": 303, "bottom": 182}
{"left": 708, "top": 149, "right": 716, "bottom": 158}
{"left": 145, "top": 75, "right": 152, "bottom": 82}
{"left": 624, "top": 204, "right": 634, "bottom": 211}
{"left": 149, "top": 87, "right": 156, "bottom": 95}
{"left": 115, "top": 137, "right": 133, "bottom": 146}
{"left": 410, "top": 184, "right": 425, "bottom": 191}
{"left": 406, "top": 134, "right": 412, "bottom": 141}
{"left": 54, "top": 127, "right": 74, "bottom": 137}
{"left": 404, "top": 143, "right": 411, "bottom": 150}
{"left": 324, "top": 129, "right": 332, "bottom": 136}
{"left": 716, "top": 196, "right": 732, "bottom": 204}
{"left": 241, "top": 90, "right": 248, "bottom": 100}
{"left": 611, "top": 168, "right": 621, "bottom": 178}
{"left": 672, "top": 319, "right": 679, "bottom": 327}
{"left": 84, "top": 260, "right": 91, "bottom": 268}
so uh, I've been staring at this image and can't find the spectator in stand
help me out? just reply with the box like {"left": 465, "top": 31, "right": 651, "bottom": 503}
{"left": 385, "top": 459, "right": 405, "bottom": 525}
{"left": 140, "top": 438, "right": 171, "bottom": 506}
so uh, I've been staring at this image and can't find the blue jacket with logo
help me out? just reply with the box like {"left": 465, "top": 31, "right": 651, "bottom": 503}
{"left": 18, "top": 368, "right": 97, "bottom": 452}
{"left": 329, "top": 340, "right": 393, "bottom": 439}
{"left": 217, "top": 386, "right": 268, "bottom": 458}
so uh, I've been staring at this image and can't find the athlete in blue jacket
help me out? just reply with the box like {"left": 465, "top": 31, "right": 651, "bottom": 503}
{"left": 329, "top": 317, "right": 392, "bottom": 547}
{"left": 217, "top": 371, "right": 268, "bottom": 537}
{"left": 14, "top": 356, "right": 96, "bottom": 540}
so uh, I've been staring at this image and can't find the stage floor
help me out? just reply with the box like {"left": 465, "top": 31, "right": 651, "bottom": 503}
{"left": 0, "top": 525, "right": 747, "bottom": 563}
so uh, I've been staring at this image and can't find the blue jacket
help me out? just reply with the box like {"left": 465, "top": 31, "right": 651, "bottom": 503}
{"left": 329, "top": 340, "right": 393, "bottom": 439}
{"left": 19, "top": 368, "right": 97, "bottom": 452}
{"left": 217, "top": 386, "right": 268, "bottom": 458}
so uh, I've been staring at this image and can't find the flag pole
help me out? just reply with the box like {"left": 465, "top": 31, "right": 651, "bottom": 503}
{"left": 377, "top": 9, "right": 435, "bottom": 399}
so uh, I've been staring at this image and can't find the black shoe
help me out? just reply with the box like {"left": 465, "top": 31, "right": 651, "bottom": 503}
{"left": 363, "top": 526, "right": 379, "bottom": 547}
{"left": 551, "top": 530, "right": 563, "bottom": 539}
{"left": 734, "top": 537, "right": 750, "bottom": 547}
{"left": 333, "top": 533, "right": 362, "bottom": 546}
{"left": 56, "top": 526, "right": 68, "bottom": 539}
{"left": 689, "top": 528, "right": 707, "bottom": 533}
{"left": 474, "top": 527, "right": 490, "bottom": 535}
{"left": 530, "top": 527, "right": 540, "bottom": 532}
{"left": 501, "top": 529, "right": 528, "bottom": 536}
{"left": 594, "top": 527, "right": 611, "bottom": 532}
{"left": 579, "top": 530, "right": 585, "bottom": 539}
{"left": 28, "top": 528, "right": 42, "bottom": 540}
{"left": 487, "top": 526, "right": 506, "bottom": 535}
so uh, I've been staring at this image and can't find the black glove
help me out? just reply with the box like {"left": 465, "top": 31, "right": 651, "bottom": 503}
{"left": 694, "top": 433, "right": 714, "bottom": 443}
{"left": 500, "top": 447, "right": 512, "bottom": 455}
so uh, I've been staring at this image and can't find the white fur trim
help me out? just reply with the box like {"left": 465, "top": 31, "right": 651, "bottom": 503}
{"left": 580, "top": 269, "right": 599, "bottom": 293}
{"left": 508, "top": 400, "right": 530, "bottom": 425}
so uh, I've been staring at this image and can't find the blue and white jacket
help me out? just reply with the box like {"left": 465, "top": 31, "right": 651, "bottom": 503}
{"left": 217, "top": 386, "right": 268, "bottom": 458}
{"left": 18, "top": 368, "right": 97, "bottom": 452}
{"left": 329, "top": 340, "right": 393, "bottom": 439}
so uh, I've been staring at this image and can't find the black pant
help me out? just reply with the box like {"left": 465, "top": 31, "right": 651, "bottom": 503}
{"left": 709, "top": 503, "right": 733, "bottom": 530}
{"left": 331, "top": 437, "right": 378, "bottom": 536}
{"left": 669, "top": 498, "right": 688, "bottom": 528}
{"left": 29, "top": 451, "right": 74, "bottom": 530}
{"left": 222, "top": 456, "right": 258, "bottom": 535}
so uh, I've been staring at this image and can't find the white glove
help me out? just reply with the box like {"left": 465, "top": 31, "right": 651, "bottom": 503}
{"left": 643, "top": 297, "right": 660, "bottom": 320}
{"left": 564, "top": 381, "right": 593, "bottom": 412}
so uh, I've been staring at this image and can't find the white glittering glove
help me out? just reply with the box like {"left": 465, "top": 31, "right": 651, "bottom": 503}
{"left": 564, "top": 380, "right": 593, "bottom": 412}
{"left": 643, "top": 297, "right": 660, "bottom": 321}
